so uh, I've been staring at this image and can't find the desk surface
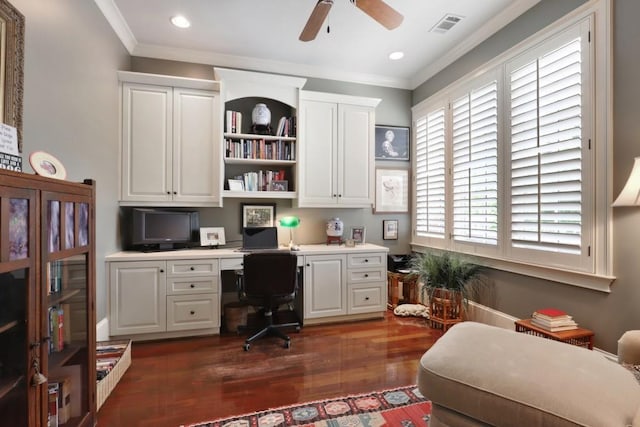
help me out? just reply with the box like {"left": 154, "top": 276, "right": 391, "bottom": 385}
{"left": 105, "top": 243, "right": 389, "bottom": 262}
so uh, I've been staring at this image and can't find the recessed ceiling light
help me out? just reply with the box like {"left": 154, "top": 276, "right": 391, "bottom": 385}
{"left": 171, "top": 15, "right": 191, "bottom": 29}
{"left": 389, "top": 51, "right": 404, "bottom": 60}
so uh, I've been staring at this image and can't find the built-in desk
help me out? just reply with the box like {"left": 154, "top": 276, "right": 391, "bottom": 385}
{"left": 105, "top": 244, "right": 389, "bottom": 341}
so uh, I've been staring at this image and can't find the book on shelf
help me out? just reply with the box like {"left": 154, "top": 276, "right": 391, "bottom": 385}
{"left": 225, "top": 110, "right": 243, "bottom": 134}
{"left": 48, "top": 383, "right": 59, "bottom": 427}
{"left": 224, "top": 138, "right": 295, "bottom": 161}
{"left": 48, "top": 376, "right": 71, "bottom": 424}
{"left": 48, "top": 306, "right": 65, "bottom": 353}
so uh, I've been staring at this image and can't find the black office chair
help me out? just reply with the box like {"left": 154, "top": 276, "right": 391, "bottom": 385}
{"left": 237, "top": 251, "right": 301, "bottom": 351}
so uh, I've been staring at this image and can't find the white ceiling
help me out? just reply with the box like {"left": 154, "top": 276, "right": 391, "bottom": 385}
{"left": 96, "top": 0, "right": 540, "bottom": 89}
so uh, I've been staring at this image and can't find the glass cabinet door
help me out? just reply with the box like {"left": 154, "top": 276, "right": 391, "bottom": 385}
{"left": 0, "top": 189, "right": 36, "bottom": 426}
{"left": 42, "top": 193, "right": 93, "bottom": 427}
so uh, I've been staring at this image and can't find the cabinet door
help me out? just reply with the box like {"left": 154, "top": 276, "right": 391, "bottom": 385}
{"left": 303, "top": 255, "right": 346, "bottom": 319}
{"left": 297, "top": 100, "right": 338, "bottom": 206}
{"left": 109, "top": 261, "right": 166, "bottom": 335}
{"left": 173, "top": 88, "right": 222, "bottom": 205}
{"left": 337, "top": 104, "right": 374, "bottom": 207}
{"left": 121, "top": 83, "right": 173, "bottom": 203}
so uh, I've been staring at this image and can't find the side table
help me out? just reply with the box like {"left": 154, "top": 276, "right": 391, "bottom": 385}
{"left": 515, "top": 319, "right": 594, "bottom": 350}
{"left": 387, "top": 271, "right": 419, "bottom": 309}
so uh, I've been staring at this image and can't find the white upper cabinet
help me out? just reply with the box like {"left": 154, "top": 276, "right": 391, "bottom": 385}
{"left": 297, "top": 91, "right": 380, "bottom": 208}
{"left": 119, "top": 71, "right": 222, "bottom": 206}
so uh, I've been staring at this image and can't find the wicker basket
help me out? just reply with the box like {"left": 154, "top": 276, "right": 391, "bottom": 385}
{"left": 96, "top": 340, "right": 132, "bottom": 410}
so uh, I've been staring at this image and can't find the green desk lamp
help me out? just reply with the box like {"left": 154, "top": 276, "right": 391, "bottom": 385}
{"left": 279, "top": 216, "right": 301, "bottom": 251}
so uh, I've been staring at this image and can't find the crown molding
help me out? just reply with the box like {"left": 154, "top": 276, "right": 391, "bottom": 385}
{"left": 409, "top": 0, "right": 541, "bottom": 89}
{"left": 94, "top": 0, "right": 136, "bottom": 53}
{"left": 132, "top": 43, "right": 413, "bottom": 90}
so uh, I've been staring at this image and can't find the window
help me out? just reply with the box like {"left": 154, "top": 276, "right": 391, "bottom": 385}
{"left": 412, "top": 15, "right": 602, "bottom": 281}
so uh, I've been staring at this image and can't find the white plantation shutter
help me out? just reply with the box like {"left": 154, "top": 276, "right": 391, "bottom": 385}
{"left": 415, "top": 108, "right": 446, "bottom": 239}
{"left": 510, "top": 36, "right": 583, "bottom": 255}
{"left": 452, "top": 81, "right": 498, "bottom": 245}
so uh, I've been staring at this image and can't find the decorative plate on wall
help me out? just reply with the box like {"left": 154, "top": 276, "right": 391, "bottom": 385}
{"left": 29, "top": 151, "right": 67, "bottom": 180}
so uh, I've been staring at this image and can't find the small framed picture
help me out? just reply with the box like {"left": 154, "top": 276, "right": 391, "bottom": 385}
{"left": 228, "top": 179, "right": 245, "bottom": 191}
{"left": 383, "top": 220, "right": 399, "bottom": 240}
{"left": 270, "top": 180, "right": 288, "bottom": 191}
{"left": 241, "top": 203, "right": 276, "bottom": 229}
{"left": 375, "top": 125, "right": 410, "bottom": 161}
{"left": 350, "top": 226, "right": 366, "bottom": 244}
{"left": 200, "top": 227, "right": 226, "bottom": 246}
{"left": 375, "top": 168, "right": 409, "bottom": 213}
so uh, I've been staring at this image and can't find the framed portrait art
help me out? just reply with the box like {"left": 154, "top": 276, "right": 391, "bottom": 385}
{"left": 375, "top": 125, "right": 410, "bottom": 161}
{"left": 374, "top": 168, "right": 409, "bottom": 213}
{"left": 383, "top": 220, "right": 398, "bottom": 240}
{"left": 241, "top": 203, "right": 276, "bottom": 229}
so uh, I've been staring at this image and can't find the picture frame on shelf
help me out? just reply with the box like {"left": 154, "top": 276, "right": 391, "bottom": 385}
{"left": 228, "top": 179, "right": 244, "bottom": 191}
{"left": 270, "top": 180, "right": 288, "bottom": 191}
{"left": 374, "top": 168, "right": 409, "bottom": 213}
{"left": 350, "top": 226, "right": 366, "bottom": 244}
{"left": 375, "top": 125, "right": 410, "bottom": 161}
{"left": 383, "top": 220, "right": 399, "bottom": 240}
{"left": 200, "top": 227, "right": 226, "bottom": 247}
{"left": 241, "top": 203, "right": 276, "bottom": 229}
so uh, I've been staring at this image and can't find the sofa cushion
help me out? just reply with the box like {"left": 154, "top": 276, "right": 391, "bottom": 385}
{"left": 418, "top": 322, "right": 640, "bottom": 427}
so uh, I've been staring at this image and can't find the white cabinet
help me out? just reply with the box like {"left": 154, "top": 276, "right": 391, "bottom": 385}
{"left": 108, "top": 257, "right": 220, "bottom": 339}
{"left": 304, "top": 254, "right": 347, "bottom": 319}
{"left": 297, "top": 91, "right": 380, "bottom": 208}
{"left": 119, "top": 71, "right": 222, "bottom": 206}
{"left": 109, "top": 260, "right": 166, "bottom": 336}
{"left": 304, "top": 251, "right": 387, "bottom": 321}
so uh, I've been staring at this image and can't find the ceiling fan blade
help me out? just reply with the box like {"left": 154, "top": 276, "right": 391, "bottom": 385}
{"left": 299, "top": 0, "right": 334, "bottom": 42}
{"left": 354, "top": 0, "right": 404, "bottom": 30}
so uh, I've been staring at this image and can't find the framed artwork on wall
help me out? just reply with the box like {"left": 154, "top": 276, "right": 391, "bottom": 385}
{"left": 241, "top": 203, "right": 276, "bottom": 229}
{"left": 375, "top": 125, "right": 410, "bottom": 161}
{"left": 374, "top": 168, "right": 409, "bottom": 213}
{"left": 383, "top": 220, "right": 398, "bottom": 240}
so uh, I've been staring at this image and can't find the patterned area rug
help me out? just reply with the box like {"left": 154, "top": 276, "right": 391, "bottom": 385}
{"left": 184, "top": 385, "right": 431, "bottom": 427}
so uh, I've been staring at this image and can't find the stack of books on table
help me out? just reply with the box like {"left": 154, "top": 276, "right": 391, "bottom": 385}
{"left": 531, "top": 308, "right": 578, "bottom": 332}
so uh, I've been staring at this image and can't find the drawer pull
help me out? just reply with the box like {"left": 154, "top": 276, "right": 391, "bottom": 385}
{"left": 190, "top": 266, "right": 195, "bottom": 271}
{"left": 160, "top": 269, "right": 164, "bottom": 273}
{"left": 364, "top": 273, "right": 369, "bottom": 278}
{"left": 365, "top": 297, "right": 370, "bottom": 301}
{"left": 190, "top": 284, "right": 195, "bottom": 288}
{"left": 190, "top": 310, "right": 195, "bottom": 315}
{"left": 364, "top": 259, "right": 369, "bottom": 263}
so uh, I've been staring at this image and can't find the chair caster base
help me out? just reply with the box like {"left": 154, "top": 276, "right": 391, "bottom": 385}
{"left": 284, "top": 340, "right": 291, "bottom": 349}
{"left": 243, "top": 343, "right": 251, "bottom": 351}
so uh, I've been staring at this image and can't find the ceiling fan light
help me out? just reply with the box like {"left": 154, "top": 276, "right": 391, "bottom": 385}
{"left": 389, "top": 51, "right": 404, "bottom": 60}
{"left": 171, "top": 15, "right": 191, "bottom": 29}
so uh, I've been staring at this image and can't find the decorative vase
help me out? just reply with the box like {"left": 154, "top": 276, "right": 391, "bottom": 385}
{"left": 326, "top": 217, "right": 344, "bottom": 237}
{"left": 251, "top": 103, "right": 271, "bottom": 126}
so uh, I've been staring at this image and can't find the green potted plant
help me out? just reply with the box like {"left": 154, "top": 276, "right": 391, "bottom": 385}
{"left": 410, "top": 250, "right": 484, "bottom": 330}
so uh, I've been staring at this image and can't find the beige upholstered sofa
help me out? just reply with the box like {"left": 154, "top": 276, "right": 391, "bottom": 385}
{"left": 417, "top": 322, "right": 640, "bottom": 426}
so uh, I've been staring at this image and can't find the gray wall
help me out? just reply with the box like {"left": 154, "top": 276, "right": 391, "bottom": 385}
{"left": 13, "top": 0, "right": 129, "bottom": 321}
{"left": 414, "top": 0, "right": 640, "bottom": 353}
{"left": 131, "top": 57, "right": 413, "bottom": 256}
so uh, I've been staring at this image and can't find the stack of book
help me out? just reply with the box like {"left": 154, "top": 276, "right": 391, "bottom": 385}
{"left": 531, "top": 308, "right": 578, "bottom": 332}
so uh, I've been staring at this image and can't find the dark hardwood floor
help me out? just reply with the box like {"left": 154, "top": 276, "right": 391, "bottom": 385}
{"left": 96, "top": 311, "right": 442, "bottom": 427}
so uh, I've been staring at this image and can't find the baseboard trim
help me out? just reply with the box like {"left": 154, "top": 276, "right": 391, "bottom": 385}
{"left": 96, "top": 317, "right": 110, "bottom": 341}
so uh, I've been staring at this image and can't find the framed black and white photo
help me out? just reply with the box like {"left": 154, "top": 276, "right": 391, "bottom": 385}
{"left": 350, "top": 226, "right": 366, "bottom": 244}
{"left": 375, "top": 125, "right": 410, "bottom": 161}
{"left": 383, "top": 220, "right": 399, "bottom": 240}
{"left": 241, "top": 203, "right": 276, "bottom": 229}
{"left": 200, "top": 227, "right": 226, "bottom": 246}
{"left": 374, "top": 168, "right": 409, "bottom": 213}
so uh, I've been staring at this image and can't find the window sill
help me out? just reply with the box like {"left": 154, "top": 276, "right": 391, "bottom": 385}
{"left": 410, "top": 243, "right": 616, "bottom": 293}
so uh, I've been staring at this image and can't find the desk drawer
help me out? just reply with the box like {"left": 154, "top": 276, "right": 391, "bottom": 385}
{"left": 167, "top": 276, "right": 218, "bottom": 295}
{"left": 347, "top": 253, "right": 385, "bottom": 269}
{"left": 168, "top": 259, "right": 219, "bottom": 276}
{"left": 347, "top": 268, "right": 385, "bottom": 283}
{"left": 348, "top": 283, "right": 385, "bottom": 314}
{"left": 220, "top": 257, "right": 244, "bottom": 271}
{"left": 166, "top": 294, "right": 219, "bottom": 331}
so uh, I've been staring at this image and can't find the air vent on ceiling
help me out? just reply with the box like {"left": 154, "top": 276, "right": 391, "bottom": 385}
{"left": 430, "top": 14, "right": 464, "bottom": 34}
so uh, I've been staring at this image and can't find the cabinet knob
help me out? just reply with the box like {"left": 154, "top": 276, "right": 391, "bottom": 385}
{"left": 190, "top": 266, "right": 195, "bottom": 271}
{"left": 190, "top": 284, "right": 195, "bottom": 288}
{"left": 190, "top": 310, "right": 195, "bottom": 315}
{"left": 166, "top": 191, "right": 171, "bottom": 195}
{"left": 338, "top": 194, "right": 342, "bottom": 197}
{"left": 173, "top": 191, "right": 177, "bottom": 195}
{"left": 333, "top": 194, "right": 337, "bottom": 198}
{"left": 364, "top": 259, "right": 369, "bottom": 263}
{"left": 365, "top": 297, "right": 370, "bottom": 300}
{"left": 364, "top": 273, "right": 369, "bottom": 278}
{"left": 306, "top": 263, "right": 310, "bottom": 267}
{"left": 160, "top": 269, "right": 164, "bottom": 273}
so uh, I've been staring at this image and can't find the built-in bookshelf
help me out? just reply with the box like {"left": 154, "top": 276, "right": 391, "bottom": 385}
{"left": 214, "top": 67, "right": 307, "bottom": 200}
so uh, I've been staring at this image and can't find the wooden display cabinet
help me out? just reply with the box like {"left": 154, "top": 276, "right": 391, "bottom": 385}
{"left": 0, "top": 169, "right": 96, "bottom": 427}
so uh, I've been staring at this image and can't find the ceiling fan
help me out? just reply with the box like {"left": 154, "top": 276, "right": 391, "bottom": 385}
{"left": 299, "top": 0, "right": 404, "bottom": 42}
